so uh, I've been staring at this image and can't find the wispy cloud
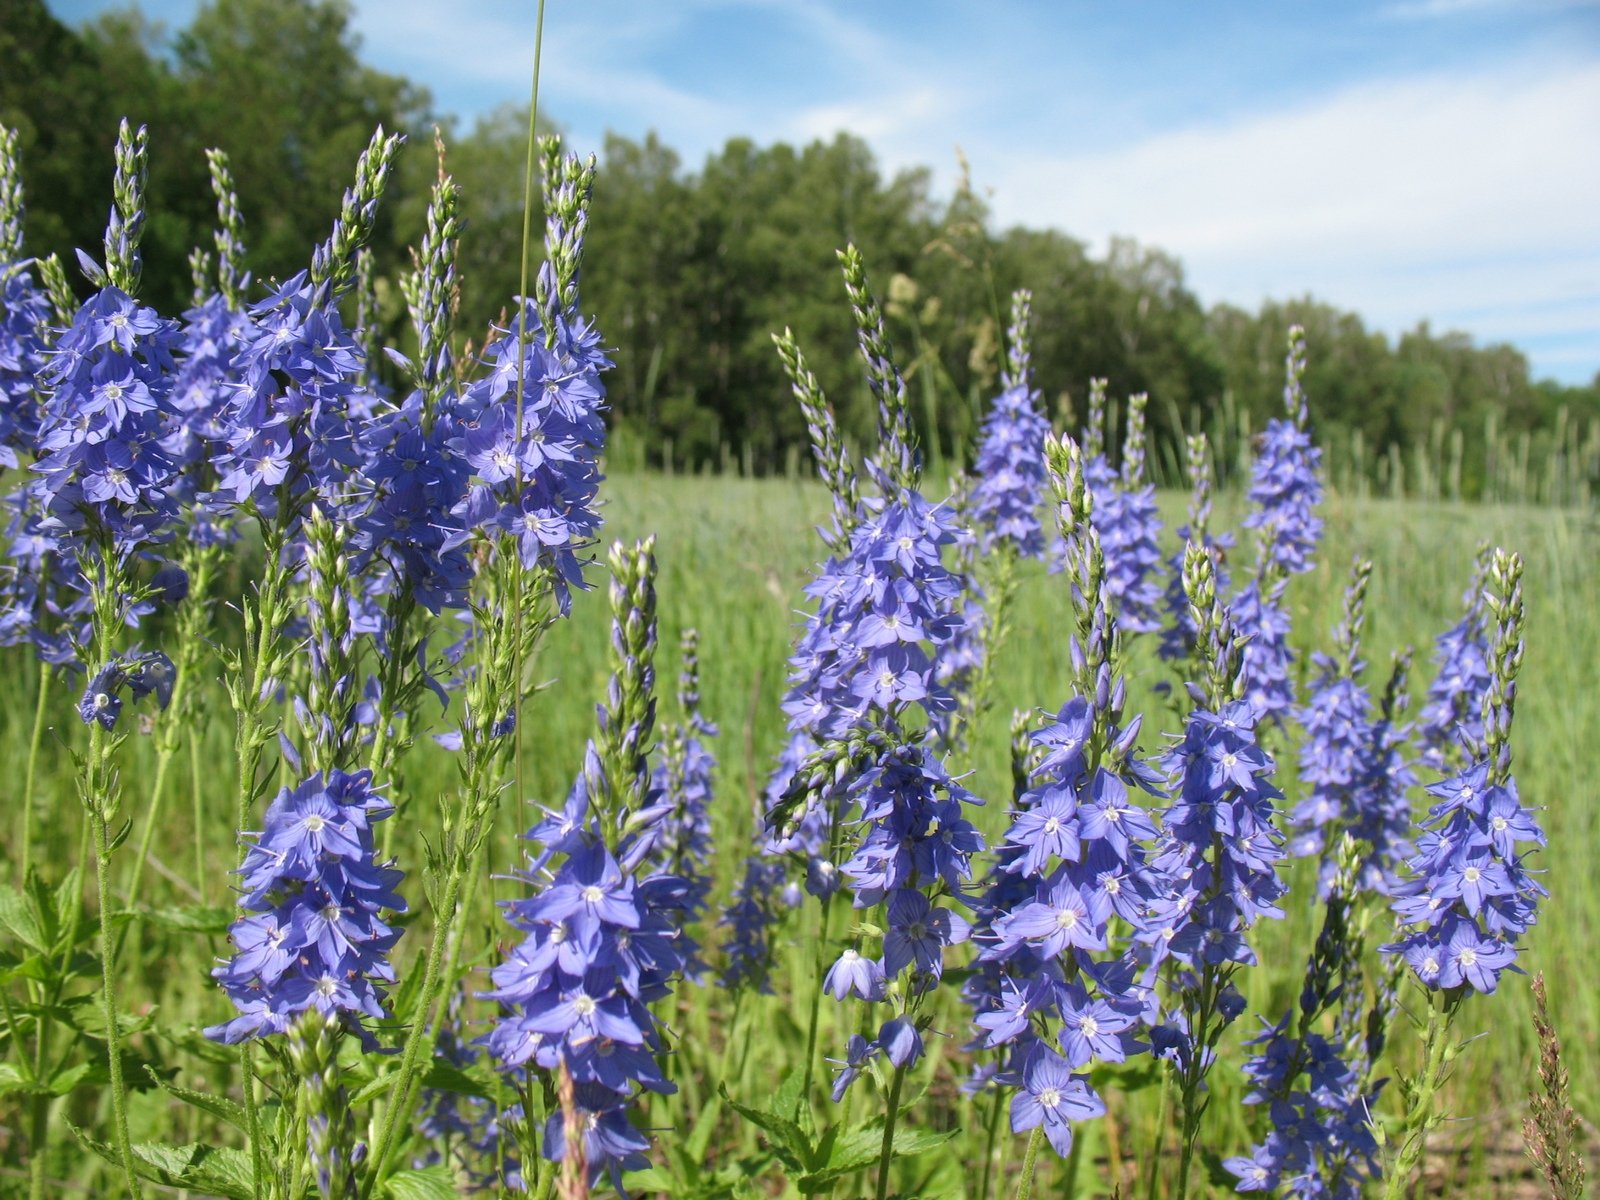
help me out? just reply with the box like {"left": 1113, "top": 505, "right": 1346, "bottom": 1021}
{"left": 971, "top": 58, "right": 1600, "bottom": 374}
{"left": 1383, "top": 0, "right": 1600, "bottom": 19}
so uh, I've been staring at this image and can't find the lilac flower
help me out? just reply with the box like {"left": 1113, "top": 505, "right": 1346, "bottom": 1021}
{"left": 447, "top": 304, "right": 608, "bottom": 616}
{"left": 649, "top": 629, "right": 717, "bottom": 976}
{"left": 207, "top": 769, "right": 404, "bottom": 1045}
{"left": 1010, "top": 1043, "right": 1106, "bottom": 1157}
{"left": 77, "top": 649, "right": 175, "bottom": 729}
{"left": 717, "top": 857, "right": 786, "bottom": 992}
{"left": 1159, "top": 434, "right": 1233, "bottom": 666}
{"left": 1093, "top": 393, "right": 1163, "bottom": 632}
{"left": 1243, "top": 326, "right": 1322, "bottom": 579}
{"left": 1231, "top": 578, "right": 1296, "bottom": 726}
{"left": 1384, "top": 549, "right": 1542, "bottom": 996}
{"left": 1417, "top": 547, "right": 1493, "bottom": 771}
{"left": 1146, "top": 699, "right": 1287, "bottom": 973}
{"left": 1228, "top": 855, "right": 1386, "bottom": 1199}
{"left": 969, "top": 290, "right": 1049, "bottom": 559}
{"left": 965, "top": 437, "right": 1164, "bottom": 1157}
{"left": 484, "top": 540, "right": 689, "bottom": 1189}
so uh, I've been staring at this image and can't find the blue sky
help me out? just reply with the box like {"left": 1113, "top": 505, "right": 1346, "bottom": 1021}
{"left": 49, "top": 0, "right": 1600, "bottom": 383}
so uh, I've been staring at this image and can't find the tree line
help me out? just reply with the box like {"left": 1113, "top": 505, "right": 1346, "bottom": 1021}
{"left": 5, "top": 0, "right": 1596, "bottom": 493}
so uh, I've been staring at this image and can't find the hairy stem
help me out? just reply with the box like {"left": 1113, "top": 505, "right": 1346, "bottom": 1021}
{"left": 1014, "top": 1125, "right": 1044, "bottom": 1200}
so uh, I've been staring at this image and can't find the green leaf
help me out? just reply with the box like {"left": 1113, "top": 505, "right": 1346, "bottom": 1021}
{"left": 0, "top": 948, "right": 51, "bottom": 985}
{"left": 771, "top": 1068, "right": 806, "bottom": 1127}
{"left": 0, "top": 1061, "right": 32, "bottom": 1096}
{"left": 622, "top": 1166, "right": 676, "bottom": 1190}
{"left": 418, "top": 1058, "right": 493, "bottom": 1099}
{"left": 139, "top": 905, "right": 236, "bottom": 935}
{"left": 350, "top": 1070, "right": 397, "bottom": 1107}
{"left": 685, "top": 1091, "right": 725, "bottom": 1162}
{"left": 149, "top": 1067, "right": 249, "bottom": 1131}
{"left": 0, "top": 884, "right": 46, "bottom": 952}
{"left": 718, "top": 1083, "right": 812, "bottom": 1173}
{"left": 383, "top": 1165, "right": 457, "bottom": 1200}
{"left": 799, "top": 1123, "right": 957, "bottom": 1191}
{"left": 70, "top": 1125, "right": 256, "bottom": 1200}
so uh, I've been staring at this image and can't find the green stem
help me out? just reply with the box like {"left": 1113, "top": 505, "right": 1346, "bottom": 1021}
{"left": 874, "top": 1062, "right": 908, "bottom": 1200}
{"left": 801, "top": 892, "right": 835, "bottom": 1105}
{"left": 978, "top": 1087, "right": 1006, "bottom": 1200}
{"left": 89, "top": 754, "right": 142, "bottom": 1199}
{"left": 20, "top": 659, "right": 49, "bottom": 881}
{"left": 121, "top": 746, "right": 174, "bottom": 923}
{"left": 190, "top": 733, "right": 206, "bottom": 902}
{"left": 1382, "top": 992, "right": 1455, "bottom": 1200}
{"left": 361, "top": 865, "right": 467, "bottom": 1195}
{"left": 1062, "top": 1126, "right": 1084, "bottom": 1198}
{"left": 21, "top": 658, "right": 52, "bottom": 1200}
{"left": 1013, "top": 1126, "right": 1044, "bottom": 1200}
{"left": 233, "top": 549, "right": 289, "bottom": 1200}
{"left": 1145, "top": 1075, "right": 1170, "bottom": 1200}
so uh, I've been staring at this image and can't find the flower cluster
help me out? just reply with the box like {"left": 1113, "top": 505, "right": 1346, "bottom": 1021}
{"left": 1385, "top": 550, "right": 1543, "bottom": 994}
{"left": 484, "top": 540, "right": 690, "bottom": 1192}
{"left": 1092, "top": 392, "right": 1163, "bottom": 633}
{"left": 970, "top": 696, "right": 1158, "bottom": 1156}
{"left": 448, "top": 303, "right": 609, "bottom": 614}
{"left": 30, "top": 286, "right": 183, "bottom": 554}
{"left": 767, "top": 489, "right": 965, "bottom": 882}
{"left": 1226, "top": 847, "right": 1387, "bottom": 1198}
{"left": 0, "top": 121, "right": 50, "bottom": 471}
{"left": 1231, "top": 579, "right": 1296, "bottom": 726}
{"left": 1159, "top": 434, "right": 1233, "bottom": 666}
{"left": 1243, "top": 326, "right": 1322, "bottom": 579}
{"left": 824, "top": 742, "right": 983, "bottom": 1092}
{"left": 77, "top": 648, "right": 175, "bottom": 729}
{"left": 207, "top": 769, "right": 404, "bottom": 1044}
{"left": 1146, "top": 699, "right": 1287, "bottom": 974}
{"left": 963, "top": 437, "right": 1164, "bottom": 1159}
{"left": 969, "top": 290, "right": 1049, "bottom": 559}
{"left": 650, "top": 628, "right": 718, "bottom": 974}
{"left": 1417, "top": 548, "right": 1492, "bottom": 771}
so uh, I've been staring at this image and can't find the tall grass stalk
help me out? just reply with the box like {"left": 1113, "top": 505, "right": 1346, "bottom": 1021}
{"left": 19, "top": 659, "right": 48, "bottom": 880}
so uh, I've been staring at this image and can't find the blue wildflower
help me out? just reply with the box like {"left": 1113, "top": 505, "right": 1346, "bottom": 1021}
{"left": 207, "top": 769, "right": 404, "bottom": 1045}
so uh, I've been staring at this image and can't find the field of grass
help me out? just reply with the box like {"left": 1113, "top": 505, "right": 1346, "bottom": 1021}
{"left": 2, "top": 471, "right": 1595, "bottom": 1197}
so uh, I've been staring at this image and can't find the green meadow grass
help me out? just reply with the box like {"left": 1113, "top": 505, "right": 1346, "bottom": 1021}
{"left": 2, "top": 472, "right": 1594, "bottom": 1196}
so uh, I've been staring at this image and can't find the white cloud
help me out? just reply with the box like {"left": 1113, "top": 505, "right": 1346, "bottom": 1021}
{"left": 1383, "top": 0, "right": 1600, "bottom": 19}
{"left": 973, "top": 59, "right": 1600, "bottom": 378}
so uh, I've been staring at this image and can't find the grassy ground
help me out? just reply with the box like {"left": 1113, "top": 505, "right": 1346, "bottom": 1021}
{"left": 2, "top": 472, "right": 1595, "bottom": 1197}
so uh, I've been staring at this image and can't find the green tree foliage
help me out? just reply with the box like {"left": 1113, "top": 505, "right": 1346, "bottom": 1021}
{"left": 4, "top": 0, "right": 1595, "bottom": 490}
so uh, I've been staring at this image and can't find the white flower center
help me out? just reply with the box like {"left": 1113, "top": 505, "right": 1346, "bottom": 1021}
{"left": 303, "top": 814, "right": 326, "bottom": 833}
{"left": 1038, "top": 1085, "right": 1062, "bottom": 1110}
{"left": 1458, "top": 949, "right": 1478, "bottom": 967}
{"left": 1043, "top": 817, "right": 1061, "bottom": 835}
{"left": 1463, "top": 867, "right": 1481, "bottom": 884}
{"left": 573, "top": 993, "right": 596, "bottom": 1016}
{"left": 1079, "top": 1016, "right": 1099, "bottom": 1037}
{"left": 582, "top": 884, "right": 604, "bottom": 904}
{"left": 1055, "top": 908, "right": 1079, "bottom": 930}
